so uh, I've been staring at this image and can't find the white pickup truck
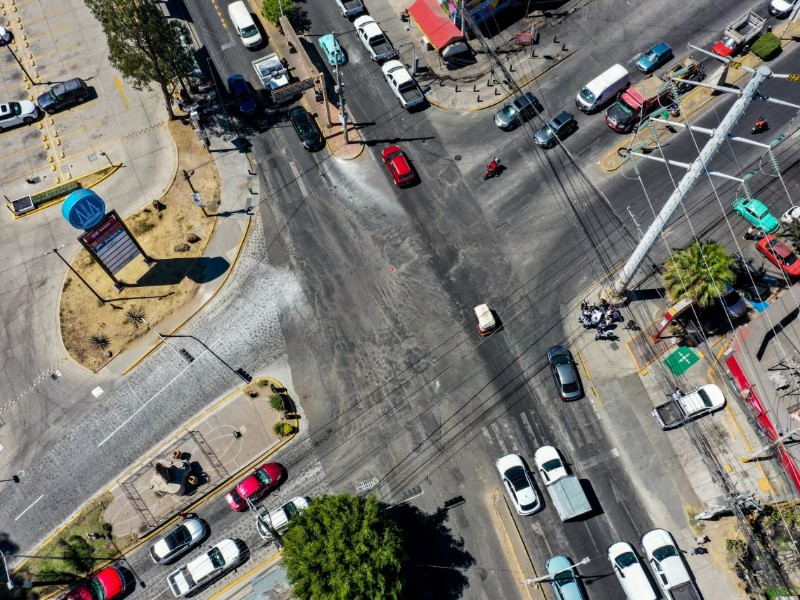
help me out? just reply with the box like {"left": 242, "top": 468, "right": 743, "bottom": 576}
{"left": 252, "top": 53, "right": 289, "bottom": 92}
{"left": 334, "top": 0, "right": 365, "bottom": 18}
{"left": 354, "top": 15, "right": 395, "bottom": 62}
{"left": 652, "top": 384, "right": 726, "bottom": 430}
{"left": 381, "top": 60, "right": 424, "bottom": 110}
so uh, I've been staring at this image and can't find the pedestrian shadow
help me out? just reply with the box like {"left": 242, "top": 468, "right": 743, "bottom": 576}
{"left": 132, "top": 256, "right": 229, "bottom": 287}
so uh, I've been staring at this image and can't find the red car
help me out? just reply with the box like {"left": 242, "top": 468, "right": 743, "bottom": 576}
{"left": 225, "top": 462, "right": 282, "bottom": 510}
{"left": 65, "top": 566, "right": 126, "bottom": 600}
{"left": 757, "top": 235, "right": 800, "bottom": 278}
{"left": 381, "top": 145, "right": 418, "bottom": 187}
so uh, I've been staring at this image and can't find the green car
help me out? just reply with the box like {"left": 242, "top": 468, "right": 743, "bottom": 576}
{"left": 733, "top": 197, "right": 780, "bottom": 234}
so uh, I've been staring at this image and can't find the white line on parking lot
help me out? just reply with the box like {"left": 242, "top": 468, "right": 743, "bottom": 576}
{"left": 15, "top": 494, "right": 44, "bottom": 521}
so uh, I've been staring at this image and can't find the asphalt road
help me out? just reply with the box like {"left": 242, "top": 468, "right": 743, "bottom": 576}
{"left": 1, "top": 0, "right": 796, "bottom": 598}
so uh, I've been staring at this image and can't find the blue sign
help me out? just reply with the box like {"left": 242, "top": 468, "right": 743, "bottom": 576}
{"left": 62, "top": 189, "right": 106, "bottom": 230}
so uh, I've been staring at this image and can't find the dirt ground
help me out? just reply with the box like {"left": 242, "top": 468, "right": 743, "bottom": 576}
{"left": 60, "top": 120, "right": 221, "bottom": 371}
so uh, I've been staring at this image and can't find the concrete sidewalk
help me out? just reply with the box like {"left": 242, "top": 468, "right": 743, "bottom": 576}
{"left": 565, "top": 275, "right": 789, "bottom": 598}
{"left": 103, "top": 374, "right": 298, "bottom": 538}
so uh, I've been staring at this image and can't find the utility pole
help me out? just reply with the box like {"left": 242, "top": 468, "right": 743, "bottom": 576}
{"left": 332, "top": 31, "right": 349, "bottom": 143}
{"left": 612, "top": 66, "right": 772, "bottom": 296}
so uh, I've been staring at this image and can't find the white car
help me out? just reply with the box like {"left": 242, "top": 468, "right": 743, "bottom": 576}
{"left": 781, "top": 206, "right": 800, "bottom": 225}
{"left": 257, "top": 496, "right": 310, "bottom": 540}
{"left": 769, "top": 0, "right": 800, "bottom": 18}
{"left": 167, "top": 538, "right": 241, "bottom": 597}
{"left": 495, "top": 454, "right": 541, "bottom": 515}
{"left": 0, "top": 100, "right": 38, "bottom": 131}
{"left": 0, "top": 26, "right": 11, "bottom": 45}
{"left": 641, "top": 529, "right": 691, "bottom": 592}
{"left": 607, "top": 541, "right": 657, "bottom": 600}
{"left": 534, "top": 445, "right": 568, "bottom": 484}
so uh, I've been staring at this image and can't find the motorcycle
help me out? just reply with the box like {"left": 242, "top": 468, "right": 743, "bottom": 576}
{"left": 483, "top": 157, "right": 501, "bottom": 180}
{"left": 595, "top": 329, "right": 617, "bottom": 341}
{"left": 752, "top": 117, "right": 768, "bottom": 134}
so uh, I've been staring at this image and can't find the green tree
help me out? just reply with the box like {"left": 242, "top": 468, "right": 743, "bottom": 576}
{"left": 84, "top": 0, "right": 195, "bottom": 119}
{"left": 783, "top": 219, "right": 800, "bottom": 250}
{"left": 663, "top": 241, "right": 735, "bottom": 307}
{"left": 281, "top": 493, "right": 405, "bottom": 599}
{"left": 59, "top": 535, "right": 94, "bottom": 573}
{"left": 261, "top": 0, "right": 297, "bottom": 26}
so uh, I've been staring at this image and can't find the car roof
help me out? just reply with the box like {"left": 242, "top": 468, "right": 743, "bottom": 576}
{"left": 651, "top": 42, "right": 670, "bottom": 52}
{"left": 553, "top": 111, "right": 573, "bottom": 124}
{"left": 94, "top": 566, "right": 125, "bottom": 598}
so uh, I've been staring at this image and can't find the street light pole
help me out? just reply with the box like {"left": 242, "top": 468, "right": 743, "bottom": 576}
{"left": 206, "top": 41, "right": 236, "bottom": 132}
{"left": 522, "top": 556, "right": 590, "bottom": 585}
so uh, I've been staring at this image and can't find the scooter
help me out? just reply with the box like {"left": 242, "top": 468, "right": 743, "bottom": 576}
{"left": 483, "top": 157, "right": 501, "bottom": 180}
{"left": 752, "top": 117, "right": 768, "bottom": 134}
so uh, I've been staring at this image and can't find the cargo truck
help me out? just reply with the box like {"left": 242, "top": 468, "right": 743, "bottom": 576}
{"left": 604, "top": 74, "right": 673, "bottom": 133}
{"left": 534, "top": 446, "right": 591, "bottom": 521}
{"left": 712, "top": 10, "right": 765, "bottom": 57}
{"left": 252, "top": 53, "right": 289, "bottom": 94}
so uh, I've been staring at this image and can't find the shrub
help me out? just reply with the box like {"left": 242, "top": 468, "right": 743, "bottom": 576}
{"left": 273, "top": 422, "right": 295, "bottom": 437}
{"left": 752, "top": 32, "right": 781, "bottom": 60}
{"left": 269, "top": 393, "right": 285, "bottom": 412}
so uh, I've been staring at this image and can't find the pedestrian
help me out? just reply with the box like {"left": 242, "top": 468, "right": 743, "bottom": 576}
{"left": 178, "top": 510, "right": 197, "bottom": 520}
{"left": 690, "top": 546, "right": 708, "bottom": 555}
{"left": 694, "top": 535, "right": 709, "bottom": 545}
{"left": 744, "top": 225, "right": 755, "bottom": 240}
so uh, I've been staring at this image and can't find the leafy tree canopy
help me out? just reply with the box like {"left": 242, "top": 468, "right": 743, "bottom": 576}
{"left": 262, "top": 0, "right": 297, "bottom": 26}
{"left": 85, "top": 0, "right": 195, "bottom": 117}
{"left": 662, "top": 241, "right": 735, "bottom": 307}
{"left": 281, "top": 493, "right": 405, "bottom": 600}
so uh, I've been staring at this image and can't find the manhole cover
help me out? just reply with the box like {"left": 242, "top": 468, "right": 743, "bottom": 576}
{"left": 454, "top": 154, "right": 462, "bottom": 161}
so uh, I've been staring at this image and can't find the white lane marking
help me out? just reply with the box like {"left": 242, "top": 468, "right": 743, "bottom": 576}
{"left": 98, "top": 359, "right": 197, "bottom": 447}
{"left": 519, "top": 411, "right": 536, "bottom": 442}
{"left": 289, "top": 161, "right": 310, "bottom": 198}
{"left": 15, "top": 494, "right": 44, "bottom": 520}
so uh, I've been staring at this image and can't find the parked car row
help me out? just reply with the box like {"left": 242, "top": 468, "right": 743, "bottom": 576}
{"left": 1, "top": 77, "right": 91, "bottom": 133}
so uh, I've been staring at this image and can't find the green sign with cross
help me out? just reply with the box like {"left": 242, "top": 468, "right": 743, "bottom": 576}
{"left": 664, "top": 347, "right": 699, "bottom": 376}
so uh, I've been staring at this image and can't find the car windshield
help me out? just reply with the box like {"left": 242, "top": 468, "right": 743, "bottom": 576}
{"left": 722, "top": 36, "right": 737, "bottom": 49}
{"left": 562, "top": 381, "right": 579, "bottom": 393}
{"left": 90, "top": 578, "right": 107, "bottom": 600}
{"left": 645, "top": 49, "right": 659, "bottom": 61}
{"left": 500, "top": 104, "right": 518, "bottom": 118}
{"left": 579, "top": 88, "right": 596, "bottom": 104}
{"left": 722, "top": 289, "right": 741, "bottom": 305}
{"left": 551, "top": 353, "right": 570, "bottom": 365}
{"left": 653, "top": 544, "right": 678, "bottom": 561}
{"left": 697, "top": 388, "right": 714, "bottom": 407}
{"left": 8, "top": 102, "right": 21, "bottom": 116}
{"left": 615, "top": 551, "right": 637, "bottom": 569}
{"left": 242, "top": 24, "right": 259, "bottom": 38}
{"left": 255, "top": 469, "right": 272, "bottom": 486}
{"left": 173, "top": 525, "right": 191, "bottom": 545}
{"left": 209, "top": 547, "right": 226, "bottom": 569}
{"left": 553, "top": 569, "right": 576, "bottom": 585}
{"left": 506, "top": 466, "right": 529, "bottom": 491}
{"left": 542, "top": 459, "right": 562, "bottom": 472}
{"left": 228, "top": 489, "right": 243, "bottom": 505}
{"left": 284, "top": 502, "right": 299, "bottom": 519}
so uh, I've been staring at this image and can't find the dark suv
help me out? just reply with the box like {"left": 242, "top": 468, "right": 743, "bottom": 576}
{"left": 37, "top": 78, "right": 90, "bottom": 114}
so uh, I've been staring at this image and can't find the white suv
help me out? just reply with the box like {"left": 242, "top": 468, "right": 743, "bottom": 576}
{"left": 167, "top": 538, "right": 240, "bottom": 597}
{"left": 0, "top": 101, "right": 38, "bottom": 131}
{"left": 641, "top": 529, "right": 691, "bottom": 593}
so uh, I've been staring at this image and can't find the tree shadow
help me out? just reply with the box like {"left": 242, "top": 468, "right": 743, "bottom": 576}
{"left": 132, "top": 256, "right": 229, "bottom": 287}
{"left": 390, "top": 504, "right": 474, "bottom": 600}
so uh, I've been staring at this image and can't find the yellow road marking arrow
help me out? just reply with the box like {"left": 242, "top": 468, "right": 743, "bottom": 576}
{"left": 114, "top": 76, "right": 128, "bottom": 110}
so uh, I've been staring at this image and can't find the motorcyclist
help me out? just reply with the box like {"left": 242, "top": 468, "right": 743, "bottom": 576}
{"left": 487, "top": 156, "right": 500, "bottom": 174}
{"left": 753, "top": 116, "right": 768, "bottom": 132}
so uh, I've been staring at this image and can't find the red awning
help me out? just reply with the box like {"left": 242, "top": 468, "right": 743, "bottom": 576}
{"left": 408, "top": 0, "right": 464, "bottom": 51}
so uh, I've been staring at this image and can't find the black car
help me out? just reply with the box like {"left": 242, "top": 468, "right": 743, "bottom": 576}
{"left": 546, "top": 345, "right": 583, "bottom": 400}
{"left": 534, "top": 111, "right": 578, "bottom": 148}
{"left": 288, "top": 106, "right": 325, "bottom": 152}
{"left": 37, "top": 78, "right": 90, "bottom": 114}
{"left": 494, "top": 92, "right": 540, "bottom": 131}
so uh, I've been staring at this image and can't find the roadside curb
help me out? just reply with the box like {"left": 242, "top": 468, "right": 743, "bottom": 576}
{"left": 487, "top": 492, "right": 537, "bottom": 599}
{"left": 208, "top": 552, "right": 283, "bottom": 600}
{"left": 14, "top": 374, "right": 300, "bottom": 591}
{"left": 118, "top": 217, "right": 252, "bottom": 376}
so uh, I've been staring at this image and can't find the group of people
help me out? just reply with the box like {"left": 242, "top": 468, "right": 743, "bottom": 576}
{"left": 578, "top": 299, "right": 622, "bottom": 329}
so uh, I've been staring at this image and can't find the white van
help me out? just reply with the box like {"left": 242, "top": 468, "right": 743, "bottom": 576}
{"left": 228, "top": 1, "right": 262, "bottom": 49}
{"left": 575, "top": 64, "right": 628, "bottom": 113}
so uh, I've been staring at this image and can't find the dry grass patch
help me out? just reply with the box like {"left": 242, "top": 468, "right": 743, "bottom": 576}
{"left": 60, "top": 120, "right": 221, "bottom": 371}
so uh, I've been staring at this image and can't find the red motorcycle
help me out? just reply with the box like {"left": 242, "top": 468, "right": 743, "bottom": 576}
{"left": 483, "top": 157, "right": 501, "bottom": 180}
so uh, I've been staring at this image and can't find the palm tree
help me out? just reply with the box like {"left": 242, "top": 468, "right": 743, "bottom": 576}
{"left": 662, "top": 241, "right": 735, "bottom": 307}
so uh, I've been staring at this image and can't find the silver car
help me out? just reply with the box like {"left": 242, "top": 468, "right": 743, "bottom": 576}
{"left": 494, "top": 92, "right": 539, "bottom": 131}
{"left": 149, "top": 517, "right": 207, "bottom": 565}
{"left": 0, "top": 101, "right": 38, "bottom": 131}
{"left": 547, "top": 346, "right": 583, "bottom": 400}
